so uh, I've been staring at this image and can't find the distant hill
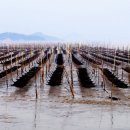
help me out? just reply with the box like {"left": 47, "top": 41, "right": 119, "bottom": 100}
{"left": 0, "top": 32, "right": 59, "bottom": 41}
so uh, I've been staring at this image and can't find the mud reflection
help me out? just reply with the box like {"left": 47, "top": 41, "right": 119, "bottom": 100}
{"left": 48, "top": 86, "right": 62, "bottom": 97}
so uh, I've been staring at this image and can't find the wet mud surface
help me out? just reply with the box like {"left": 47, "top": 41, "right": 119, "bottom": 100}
{"left": 0, "top": 47, "right": 130, "bottom": 130}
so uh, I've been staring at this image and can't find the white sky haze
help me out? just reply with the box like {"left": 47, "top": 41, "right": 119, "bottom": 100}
{"left": 0, "top": 0, "right": 130, "bottom": 42}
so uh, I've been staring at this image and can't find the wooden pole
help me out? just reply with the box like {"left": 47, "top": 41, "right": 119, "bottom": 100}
{"left": 5, "top": 65, "right": 8, "bottom": 89}
{"left": 16, "top": 54, "right": 19, "bottom": 78}
{"left": 10, "top": 52, "right": 13, "bottom": 81}
{"left": 21, "top": 51, "right": 24, "bottom": 75}
{"left": 110, "top": 83, "right": 113, "bottom": 101}
{"left": 113, "top": 48, "right": 116, "bottom": 74}
{"left": 102, "top": 60, "right": 105, "bottom": 90}
{"left": 70, "top": 53, "right": 73, "bottom": 88}
{"left": 122, "top": 61, "right": 124, "bottom": 80}
{"left": 64, "top": 68, "right": 74, "bottom": 98}
{"left": 35, "top": 74, "right": 38, "bottom": 100}
{"left": 128, "top": 47, "right": 130, "bottom": 66}
{"left": 40, "top": 50, "right": 44, "bottom": 83}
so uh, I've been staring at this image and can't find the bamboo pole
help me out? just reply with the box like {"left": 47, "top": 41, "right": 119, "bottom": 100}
{"left": 97, "top": 46, "right": 100, "bottom": 85}
{"left": 102, "top": 60, "right": 105, "bottom": 91}
{"left": 16, "top": 54, "right": 19, "bottom": 78}
{"left": 21, "top": 51, "right": 24, "bottom": 75}
{"left": 40, "top": 49, "right": 44, "bottom": 82}
{"left": 128, "top": 47, "right": 130, "bottom": 66}
{"left": 113, "top": 48, "right": 116, "bottom": 74}
{"left": 121, "top": 61, "right": 124, "bottom": 80}
{"left": 5, "top": 65, "right": 8, "bottom": 89}
{"left": 10, "top": 51, "right": 13, "bottom": 81}
{"left": 64, "top": 68, "right": 74, "bottom": 98}
{"left": 35, "top": 74, "right": 38, "bottom": 100}
{"left": 70, "top": 53, "right": 73, "bottom": 88}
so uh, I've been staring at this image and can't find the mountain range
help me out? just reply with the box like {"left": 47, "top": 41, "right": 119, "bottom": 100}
{"left": 0, "top": 32, "right": 59, "bottom": 41}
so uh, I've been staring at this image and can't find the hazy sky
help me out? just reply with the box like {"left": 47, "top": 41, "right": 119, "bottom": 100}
{"left": 0, "top": 0, "right": 130, "bottom": 42}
